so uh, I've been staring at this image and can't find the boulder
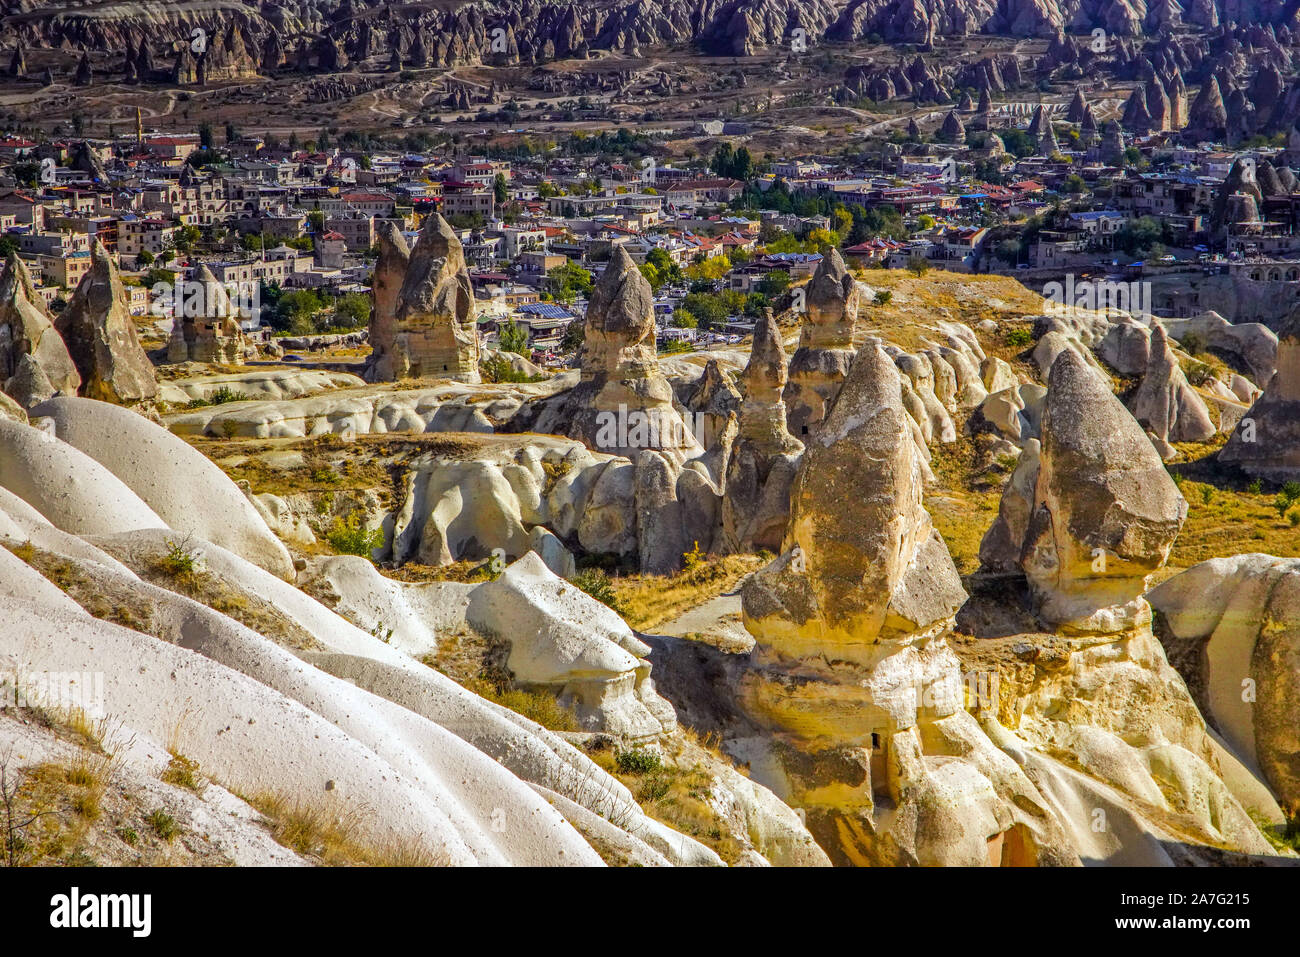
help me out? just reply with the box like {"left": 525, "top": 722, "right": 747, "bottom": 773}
{"left": 784, "top": 249, "right": 859, "bottom": 439}
{"left": 1219, "top": 306, "right": 1300, "bottom": 481}
{"left": 1161, "top": 312, "right": 1276, "bottom": 390}
{"left": 1148, "top": 555, "right": 1300, "bottom": 810}
{"left": 1128, "top": 323, "right": 1217, "bottom": 446}
{"left": 165, "top": 263, "right": 248, "bottom": 364}
{"left": 466, "top": 552, "right": 676, "bottom": 738}
{"left": 746, "top": 343, "right": 967, "bottom": 661}
{"left": 54, "top": 241, "right": 158, "bottom": 405}
{"left": 721, "top": 309, "right": 803, "bottom": 553}
{"left": 507, "top": 246, "right": 697, "bottom": 460}
{"left": 362, "top": 220, "right": 412, "bottom": 382}
{"left": 1019, "top": 350, "right": 1188, "bottom": 632}
{"left": 734, "top": 344, "right": 1081, "bottom": 866}
{"left": 390, "top": 213, "right": 480, "bottom": 382}
{"left": 0, "top": 254, "right": 79, "bottom": 406}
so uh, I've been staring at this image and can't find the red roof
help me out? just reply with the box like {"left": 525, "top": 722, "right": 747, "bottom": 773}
{"left": 320, "top": 230, "right": 345, "bottom": 241}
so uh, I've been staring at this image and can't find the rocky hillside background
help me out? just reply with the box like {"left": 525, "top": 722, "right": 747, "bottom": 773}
{"left": 0, "top": 0, "right": 1298, "bottom": 70}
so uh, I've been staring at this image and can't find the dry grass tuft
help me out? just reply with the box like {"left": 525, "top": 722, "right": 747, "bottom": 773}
{"left": 422, "top": 634, "right": 582, "bottom": 732}
{"left": 248, "top": 791, "right": 448, "bottom": 866}
{"left": 160, "top": 753, "right": 206, "bottom": 794}
{"left": 582, "top": 733, "right": 744, "bottom": 864}
{"left": 610, "top": 554, "right": 766, "bottom": 632}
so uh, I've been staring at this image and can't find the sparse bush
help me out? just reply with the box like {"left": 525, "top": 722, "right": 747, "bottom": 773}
{"left": 1200, "top": 486, "right": 1214, "bottom": 505}
{"left": 1249, "top": 479, "right": 1264, "bottom": 495}
{"left": 637, "top": 773, "right": 671, "bottom": 803}
{"left": 161, "top": 539, "right": 198, "bottom": 578}
{"left": 570, "top": 568, "right": 622, "bottom": 613}
{"left": 161, "top": 753, "right": 205, "bottom": 793}
{"left": 1290, "top": 510, "right": 1300, "bottom": 528}
{"left": 1185, "top": 360, "right": 1214, "bottom": 387}
{"left": 682, "top": 541, "right": 705, "bottom": 573}
{"left": 146, "top": 808, "right": 178, "bottom": 841}
{"left": 615, "top": 748, "right": 663, "bottom": 775}
{"left": 873, "top": 290, "right": 892, "bottom": 306}
{"left": 477, "top": 685, "right": 580, "bottom": 732}
{"left": 220, "top": 419, "right": 239, "bottom": 439}
{"left": 480, "top": 353, "right": 545, "bottom": 383}
{"left": 209, "top": 386, "right": 248, "bottom": 405}
{"left": 311, "top": 466, "right": 341, "bottom": 485}
{"left": 62, "top": 756, "right": 109, "bottom": 822}
{"left": 1004, "top": 328, "right": 1033, "bottom": 349}
{"left": 1179, "top": 331, "right": 1208, "bottom": 355}
{"left": 249, "top": 792, "right": 443, "bottom": 865}
{"left": 325, "top": 513, "right": 383, "bottom": 558}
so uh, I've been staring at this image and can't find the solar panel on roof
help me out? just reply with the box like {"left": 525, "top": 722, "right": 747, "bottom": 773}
{"left": 518, "top": 302, "right": 574, "bottom": 319}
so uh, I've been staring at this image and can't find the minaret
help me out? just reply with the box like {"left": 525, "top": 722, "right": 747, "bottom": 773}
{"left": 135, "top": 106, "right": 143, "bottom": 149}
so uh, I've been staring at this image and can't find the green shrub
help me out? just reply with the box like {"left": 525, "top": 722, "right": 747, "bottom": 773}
{"left": 1004, "top": 328, "right": 1033, "bottom": 348}
{"left": 325, "top": 514, "right": 383, "bottom": 558}
{"left": 571, "top": 568, "right": 621, "bottom": 613}
{"left": 480, "top": 354, "right": 545, "bottom": 383}
{"left": 636, "top": 773, "right": 671, "bottom": 803}
{"left": 161, "top": 539, "right": 197, "bottom": 577}
{"left": 210, "top": 386, "right": 247, "bottom": 405}
{"left": 147, "top": 808, "right": 178, "bottom": 842}
{"left": 487, "top": 688, "right": 579, "bottom": 732}
{"left": 615, "top": 748, "right": 663, "bottom": 775}
{"left": 161, "top": 753, "right": 204, "bottom": 792}
{"left": 1185, "top": 360, "right": 1214, "bottom": 387}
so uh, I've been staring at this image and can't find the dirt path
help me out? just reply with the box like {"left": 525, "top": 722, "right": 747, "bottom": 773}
{"left": 648, "top": 579, "right": 753, "bottom": 652}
